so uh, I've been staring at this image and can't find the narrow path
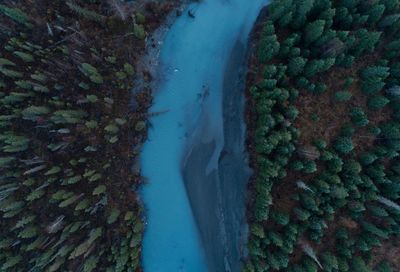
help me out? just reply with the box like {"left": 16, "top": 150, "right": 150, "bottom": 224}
{"left": 140, "top": 1, "right": 268, "bottom": 271}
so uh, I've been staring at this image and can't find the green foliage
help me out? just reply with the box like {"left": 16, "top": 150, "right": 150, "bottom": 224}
{"left": 291, "top": 0, "right": 315, "bottom": 29}
{"left": 304, "top": 58, "right": 335, "bottom": 77}
{"left": 376, "top": 261, "right": 393, "bottom": 272}
{"left": 271, "top": 210, "right": 290, "bottom": 225}
{"left": 321, "top": 252, "right": 338, "bottom": 272}
{"left": 268, "top": 0, "right": 294, "bottom": 21}
{"left": 287, "top": 56, "right": 307, "bottom": 76}
{"left": 333, "top": 91, "right": 352, "bottom": 102}
{"left": 79, "top": 63, "right": 103, "bottom": 84}
{"left": 258, "top": 32, "right": 280, "bottom": 63}
{"left": 22, "top": 106, "right": 50, "bottom": 121}
{"left": 304, "top": 20, "right": 325, "bottom": 44}
{"left": 361, "top": 66, "right": 390, "bottom": 95}
{"left": 350, "top": 256, "right": 372, "bottom": 272}
{"left": 361, "top": 221, "right": 389, "bottom": 239}
{"left": 367, "top": 4, "right": 385, "bottom": 24}
{"left": 353, "top": 29, "right": 381, "bottom": 57}
{"left": 0, "top": 3, "right": 147, "bottom": 269}
{"left": 51, "top": 110, "right": 87, "bottom": 124}
{"left": 334, "top": 137, "right": 354, "bottom": 154}
{"left": 133, "top": 24, "right": 146, "bottom": 39}
{"left": 107, "top": 208, "right": 121, "bottom": 224}
{"left": 0, "top": 4, "right": 32, "bottom": 28}
{"left": 66, "top": 2, "right": 105, "bottom": 23}
{"left": 350, "top": 107, "right": 369, "bottom": 126}
{"left": 368, "top": 95, "right": 390, "bottom": 110}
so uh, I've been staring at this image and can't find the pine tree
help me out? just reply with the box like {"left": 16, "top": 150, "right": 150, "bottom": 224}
{"left": 268, "top": 0, "right": 294, "bottom": 22}
{"left": 350, "top": 107, "right": 369, "bottom": 126}
{"left": 304, "top": 20, "right": 325, "bottom": 44}
{"left": 334, "top": 137, "right": 354, "bottom": 154}
{"left": 361, "top": 66, "right": 390, "bottom": 94}
{"left": 367, "top": 4, "right": 385, "bottom": 24}
{"left": 321, "top": 252, "right": 338, "bottom": 272}
{"left": 287, "top": 56, "right": 307, "bottom": 76}
{"left": 291, "top": 0, "right": 315, "bottom": 29}
{"left": 334, "top": 91, "right": 352, "bottom": 102}
{"left": 379, "top": 14, "right": 400, "bottom": 28}
{"left": 354, "top": 29, "right": 381, "bottom": 56}
{"left": 0, "top": 4, "right": 32, "bottom": 28}
{"left": 361, "top": 221, "right": 389, "bottom": 239}
{"left": 376, "top": 261, "right": 393, "bottom": 272}
{"left": 368, "top": 95, "right": 390, "bottom": 110}
{"left": 350, "top": 256, "right": 372, "bottom": 272}
{"left": 258, "top": 34, "right": 280, "bottom": 63}
{"left": 359, "top": 151, "right": 377, "bottom": 165}
{"left": 271, "top": 210, "right": 290, "bottom": 225}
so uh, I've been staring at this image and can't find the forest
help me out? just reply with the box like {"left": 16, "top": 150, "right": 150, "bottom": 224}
{"left": 0, "top": 0, "right": 175, "bottom": 271}
{"left": 2, "top": 0, "right": 400, "bottom": 271}
{"left": 245, "top": 0, "right": 400, "bottom": 271}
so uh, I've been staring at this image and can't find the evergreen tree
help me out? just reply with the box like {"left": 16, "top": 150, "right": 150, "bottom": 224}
{"left": 350, "top": 107, "right": 369, "bottom": 126}
{"left": 359, "top": 151, "right": 377, "bottom": 165}
{"left": 268, "top": 0, "right": 294, "bottom": 22}
{"left": 304, "top": 58, "right": 335, "bottom": 77}
{"left": 258, "top": 34, "right": 280, "bottom": 63}
{"left": 291, "top": 0, "right": 315, "bottom": 29}
{"left": 354, "top": 29, "right": 381, "bottom": 56}
{"left": 334, "top": 91, "right": 352, "bottom": 102}
{"left": 367, "top": 4, "right": 385, "bottom": 24}
{"left": 321, "top": 252, "right": 339, "bottom": 272}
{"left": 376, "top": 261, "right": 393, "bottom": 272}
{"left": 379, "top": 14, "right": 400, "bottom": 28}
{"left": 350, "top": 256, "right": 372, "bottom": 272}
{"left": 304, "top": 20, "right": 326, "bottom": 44}
{"left": 368, "top": 95, "right": 390, "bottom": 110}
{"left": 287, "top": 56, "right": 307, "bottom": 76}
{"left": 334, "top": 137, "right": 354, "bottom": 154}
{"left": 361, "top": 66, "right": 389, "bottom": 94}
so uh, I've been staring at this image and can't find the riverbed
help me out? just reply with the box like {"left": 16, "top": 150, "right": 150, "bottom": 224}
{"left": 140, "top": 0, "right": 268, "bottom": 271}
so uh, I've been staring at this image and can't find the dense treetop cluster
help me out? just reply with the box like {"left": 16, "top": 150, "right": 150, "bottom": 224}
{"left": 245, "top": 0, "right": 400, "bottom": 271}
{"left": 0, "top": 1, "right": 166, "bottom": 271}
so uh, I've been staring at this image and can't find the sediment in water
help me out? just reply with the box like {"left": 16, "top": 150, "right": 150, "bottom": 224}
{"left": 181, "top": 26, "right": 255, "bottom": 272}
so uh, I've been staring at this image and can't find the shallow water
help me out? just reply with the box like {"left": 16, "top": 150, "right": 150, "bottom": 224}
{"left": 140, "top": 0, "right": 267, "bottom": 271}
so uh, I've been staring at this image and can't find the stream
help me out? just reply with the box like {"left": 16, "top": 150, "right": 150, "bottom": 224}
{"left": 140, "top": 0, "right": 268, "bottom": 271}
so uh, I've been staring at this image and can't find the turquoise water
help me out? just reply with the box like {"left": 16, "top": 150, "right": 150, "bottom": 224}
{"left": 140, "top": 0, "right": 267, "bottom": 271}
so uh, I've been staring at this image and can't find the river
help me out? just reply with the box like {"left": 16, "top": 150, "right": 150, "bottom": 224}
{"left": 140, "top": 0, "right": 267, "bottom": 271}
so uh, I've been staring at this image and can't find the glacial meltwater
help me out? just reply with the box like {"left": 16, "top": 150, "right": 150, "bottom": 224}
{"left": 140, "top": 0, "right": 268, "bottom": 271}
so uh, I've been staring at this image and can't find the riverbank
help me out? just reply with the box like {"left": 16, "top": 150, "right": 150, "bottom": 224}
{"left": 0, "top": 1, "right": 180, "bottom": 270}
{"left": 244, "top": 1, "right": 400, "bottom": 271}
